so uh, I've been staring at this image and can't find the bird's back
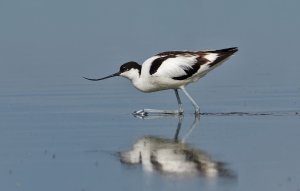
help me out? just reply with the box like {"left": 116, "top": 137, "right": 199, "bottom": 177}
{"left": 147, "top": 47, "right": 237, "bottom": 78}
{"left": 135, "top": 47, "right": 238, "bottom": 92}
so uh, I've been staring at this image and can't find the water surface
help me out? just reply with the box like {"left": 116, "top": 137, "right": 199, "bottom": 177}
{"left": 1, "top": 0, "right": 300, "bottom": 190}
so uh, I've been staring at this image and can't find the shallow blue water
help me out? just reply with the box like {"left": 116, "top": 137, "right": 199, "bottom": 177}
{"left": 1, "top": 0, "right": 300, "bottom": 190}
{"left": 0, "top": 81, "right": 299, "bottom": 191}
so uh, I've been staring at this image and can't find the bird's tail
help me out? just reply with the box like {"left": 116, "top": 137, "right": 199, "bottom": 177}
{"left": 209, "top": 47, "right": 238, "bottom": 54}
{"left": 205, "top": 47, "right": 238, "bottom": 67}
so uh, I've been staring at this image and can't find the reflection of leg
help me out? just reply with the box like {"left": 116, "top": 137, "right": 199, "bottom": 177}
{"left": 181, "top": 115, "right": 200, "bottom": 143}
{"left": 174, "top": 89, "right": 184, "bottom": 114}
{"left": 174, "top": 115, "right": 183, "bottom": 141}
{"left": 133, "top": 108, "right": 181, "bottom": 117}
{"left": 180, "top": 86, "right": 200, "bottom": 114}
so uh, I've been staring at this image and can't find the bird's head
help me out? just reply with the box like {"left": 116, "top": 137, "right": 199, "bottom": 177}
{"left": 83, "top": 61, "right": 141, "bottom": 82}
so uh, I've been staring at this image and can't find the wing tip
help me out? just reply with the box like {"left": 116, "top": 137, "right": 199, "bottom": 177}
{"left": 206, "top": 47, "right": 238, "bottom": 67}
{"left": 209, "top": 47, "right": 238, "bottom": 54}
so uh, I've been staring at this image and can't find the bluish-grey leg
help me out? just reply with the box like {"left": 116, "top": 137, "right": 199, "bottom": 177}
{"left": 133, "top": 89, "right": 185, "bottom": 117}
{"left": 174, "top": 89, "right": 184, "bottom": 114}
{"left": 180, "top": 86, "right": 200, "bottom": 115}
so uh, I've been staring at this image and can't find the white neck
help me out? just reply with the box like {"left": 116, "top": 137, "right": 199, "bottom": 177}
{"left": 120, "top": 68, "right": 140, "bottom": 81}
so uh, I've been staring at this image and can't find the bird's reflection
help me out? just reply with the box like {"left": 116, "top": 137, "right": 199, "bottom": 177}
{"left": 120, "top": 116, "right": 234, "bottom": 177}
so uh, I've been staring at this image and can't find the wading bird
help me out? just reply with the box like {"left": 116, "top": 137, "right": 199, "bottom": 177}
{"left": 84, "top": 47, "right": 238, "bottom": 115}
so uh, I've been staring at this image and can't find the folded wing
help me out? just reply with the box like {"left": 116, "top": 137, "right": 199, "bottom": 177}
{"left": 152, "top": 52, "right": 210, "bottom": 80}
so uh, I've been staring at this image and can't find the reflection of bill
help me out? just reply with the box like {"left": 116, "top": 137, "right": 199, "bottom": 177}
{"left": 120, "top": 135, "right": 233, "bottom": 177}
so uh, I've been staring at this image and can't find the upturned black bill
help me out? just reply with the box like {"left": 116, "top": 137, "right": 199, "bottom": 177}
{"left": 83, "top": 72, "right": 120, "bottom": 81}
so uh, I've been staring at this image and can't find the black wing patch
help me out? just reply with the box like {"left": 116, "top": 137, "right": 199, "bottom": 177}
{"left": 206, "top": 47, "right": 238, "bottom": 67}
{"left": 156, "top": 51, "right": 192, "bottom": 56}
{"left": 172, "top": 57, "right": 208, "bottom": 80}
{"left": 150, "top": 51, "right": 194, "bottom": 75}
{"left": 150, "top": 55, "right": 176, "bottom": 75}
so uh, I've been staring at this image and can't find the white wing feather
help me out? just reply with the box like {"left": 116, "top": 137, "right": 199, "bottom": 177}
{"left": 154, "top": 56, "right": 198, "bottom": 78}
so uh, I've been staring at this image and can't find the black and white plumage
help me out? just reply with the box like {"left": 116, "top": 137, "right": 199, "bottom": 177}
{"left": 84, "top": 47, "right": 238, "bottom": 115}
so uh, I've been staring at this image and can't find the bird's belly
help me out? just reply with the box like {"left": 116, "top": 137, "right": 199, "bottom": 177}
{"left": 133, "top": 76, "right": 188, "bottom": 92}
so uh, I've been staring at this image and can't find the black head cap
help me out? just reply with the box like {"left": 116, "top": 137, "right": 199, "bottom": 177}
{"left": 119, "top": 61, "right": 141, "bottom": 74}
